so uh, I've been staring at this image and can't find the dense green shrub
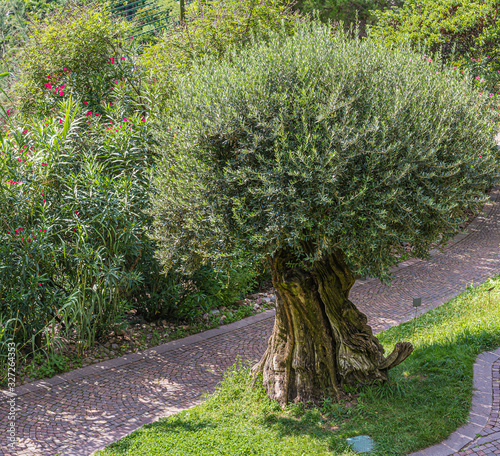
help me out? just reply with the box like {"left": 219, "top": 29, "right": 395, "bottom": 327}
{"left": 370, "top": 0, "right": 500, "bottom": 93}
{"left": 13, "top": 4, "right": 136, "bottom": 116}
{"left": 151, "top": 21, "right": 499, "bottom": 279}
{"left": 0, "top": 95, "right": 259, "bottom": 362}
{"left": 140, "top": 0, "right": 300, "bottom": 90}
{"left": 0, "top": 97, "right": 155, "bottom": 349}
{"left": 293, "top": 0, "right": 397, "bottom": 33}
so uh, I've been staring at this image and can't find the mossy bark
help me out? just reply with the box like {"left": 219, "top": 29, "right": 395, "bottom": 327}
{"left": 252, "top": 248, "right": 413, "bottom": 405}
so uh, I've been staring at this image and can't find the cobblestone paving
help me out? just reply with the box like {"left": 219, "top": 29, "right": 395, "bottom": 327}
{"left": 1, "top": 187, "right": 500, "bottom": 456}
{"left": 351, "top": 188, "right": 500, "bottom": 333}
{"left": 455, "top": 360, "right": 500, "bottom": 456}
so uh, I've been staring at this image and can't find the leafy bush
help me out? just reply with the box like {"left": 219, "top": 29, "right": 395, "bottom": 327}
{"left": 293, "top": 0, "right": 397, "bottom": 33}
{"left": 370, "top": 0, "right": 500, "bottom": 93}
{"left": 13, "top": 3, "right": 136, "bottom": 117}
{"left": 151, "top": 21, "right": 499, "bottom": 280}
{"left": 140, "top": 0, "right": 300, "bottom": 91}
{"left": 0, "top": 97, "right": 155, "bottom": 351}
{"left": 0, "top": 98, "right": 259, "bottom": 361}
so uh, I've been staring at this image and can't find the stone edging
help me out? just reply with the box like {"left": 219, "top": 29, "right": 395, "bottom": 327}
{"left": 408, "top": 348, "right": 500, "bottom": 456}
{"left": 0, "top": 310, "right": 276, "bottom": 400}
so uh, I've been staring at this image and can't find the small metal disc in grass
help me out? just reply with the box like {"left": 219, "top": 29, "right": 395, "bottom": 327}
{"left": 346, "top": 435, "right": 375, "bottom": 453}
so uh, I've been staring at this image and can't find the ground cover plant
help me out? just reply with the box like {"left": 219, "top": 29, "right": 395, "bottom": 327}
{"left": 97, "top": 276, "right": 500, "bottom": 456}
{"left": 151, "top": 20, "right": 500, "bottom": 405}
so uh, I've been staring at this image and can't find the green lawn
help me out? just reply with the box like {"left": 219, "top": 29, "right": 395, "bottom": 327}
{"left": 97, "top": 276, "right": 500, "bottom": 456}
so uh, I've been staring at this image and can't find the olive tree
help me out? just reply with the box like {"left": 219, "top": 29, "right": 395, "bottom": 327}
{"left": 151, "top": 22, "right": 499, "bottom": 404}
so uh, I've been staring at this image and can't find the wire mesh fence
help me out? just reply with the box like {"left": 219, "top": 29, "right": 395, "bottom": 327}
{"left": 109, "top": 0, "right": 187, "bottom": 37}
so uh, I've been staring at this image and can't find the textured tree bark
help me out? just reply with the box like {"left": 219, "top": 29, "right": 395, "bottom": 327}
{"left": 252, "top": 248, "right": 413, "bottom": 405}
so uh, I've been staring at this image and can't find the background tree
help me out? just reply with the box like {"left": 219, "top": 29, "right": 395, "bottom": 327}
{"left": 293, "top": 0, "right": 402, "bottom": 35}
{"left": 370, "top": 0, "right": 500, "bottom": 93}
{"left": 157, "top": 24, "right": 498, "bottom": 404}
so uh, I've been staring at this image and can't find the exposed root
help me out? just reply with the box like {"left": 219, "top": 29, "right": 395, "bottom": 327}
{"left": 379, "top": 342, "right": 414, "bottom": 370}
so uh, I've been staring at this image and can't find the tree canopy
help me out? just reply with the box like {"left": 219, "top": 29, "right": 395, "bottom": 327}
{"left": 151, "top": 22, "right": 499, "bottom": 282}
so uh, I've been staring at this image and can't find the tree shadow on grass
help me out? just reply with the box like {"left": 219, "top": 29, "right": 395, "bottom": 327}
{"left": 103, "top": 418, "right": 215, "bottom": 455}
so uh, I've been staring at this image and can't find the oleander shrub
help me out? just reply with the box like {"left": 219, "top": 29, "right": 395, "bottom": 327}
{"left": 0, "top": 96, "right": 155, "bottom": 351}
{"left": 13, "top": 3, "right": 137, "bottom": 117}
{"left": 0, "top": 95, "right": 259, "bottom": 359}
{"left": 370, "top": 0, "right": 500, "bottom": 93}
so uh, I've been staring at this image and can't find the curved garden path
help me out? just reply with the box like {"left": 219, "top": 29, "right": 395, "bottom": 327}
{"left": 1, "top": 187, "right": 500, "bottom": 456}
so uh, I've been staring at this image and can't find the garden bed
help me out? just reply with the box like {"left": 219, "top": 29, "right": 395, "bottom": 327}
{"left": 11, "top": 288, "right": 276, "bottom": 386}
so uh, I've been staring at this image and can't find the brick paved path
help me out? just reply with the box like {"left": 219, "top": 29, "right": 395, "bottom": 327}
{"left": 1, "top": 187, "right": 500, "bottom": 456}
{"left": 454, "top": 358, "right": 500, "bottom": 456}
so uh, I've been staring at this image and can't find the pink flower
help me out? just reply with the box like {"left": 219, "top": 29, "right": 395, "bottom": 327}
{"left": 95, "top": 113, "right": 100, "bottom": 117}
{"left": 142, "top": 118, "right": 145, "bottom": 122}
{"left": 59, "top": 91, "right": 64, "bottom": 96}
{"left": 111, "top": 57, "right": 115, "bottom": 64}
{"left": 121, "top": 56, "right": 125, "bottom": 60}
{"left": 59, "top": 119, "right": 63, "bottom": 123}
{"left": 38, "top": 283, "right": 41, "bottom": 286}
{"left": 84, "top": 101, "right": 88, "bottom": 105}
{"left": 39, "top": 229, "right": 42, "bottom": 232}
{"left": 476, "top": 76, "right": 481, "bottom": 80}
{"left": 63, "top": 68, "right": 67, "bottom": 71}
{"left": 23, "top": 129, "right": 27, "bottom": 134}
{"left": 452, "top": 66, "right": 458, "bottom": 69}
{"left": 87, "top": 111, "right": 92, "bottom": 116}
{"left": 43, "top": 229, "right": 46, "bottom": 233}
{"left": 75, "top": 210, "right": 79, "bottom": 214}
{"left": 109, "top": 120, "right": 113, "bottom": 124}
{"left": 61, "top": 84, "right": 65, "bottom": 89}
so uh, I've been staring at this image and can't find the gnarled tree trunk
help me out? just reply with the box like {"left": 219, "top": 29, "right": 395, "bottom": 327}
{"left": 252, "top": 248, "right": 413, "bottom": 405}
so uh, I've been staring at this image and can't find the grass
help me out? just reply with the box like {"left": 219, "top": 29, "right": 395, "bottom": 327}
{"left": 97, "top": 276, "right": 500, "bottom": 456}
